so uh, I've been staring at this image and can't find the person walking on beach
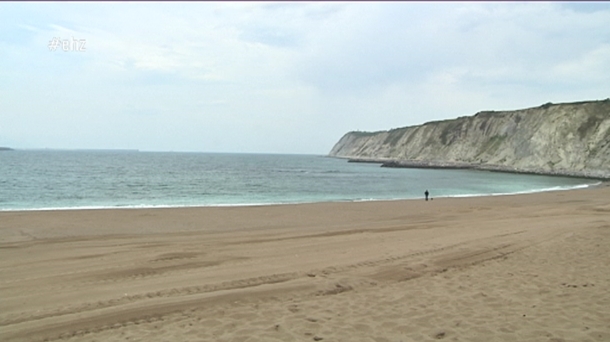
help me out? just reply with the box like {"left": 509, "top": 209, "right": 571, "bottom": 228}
{"left": 425, "top": 190, "right": 429, "bottom": 201}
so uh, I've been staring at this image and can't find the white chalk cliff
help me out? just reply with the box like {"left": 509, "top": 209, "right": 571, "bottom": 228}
{"left": 329, "top": 100, "right": 610, "bottom": 179}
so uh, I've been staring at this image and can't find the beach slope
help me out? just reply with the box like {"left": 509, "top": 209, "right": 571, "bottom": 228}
{"left": 1, "top": 186, "right": 609, "bottom": 341}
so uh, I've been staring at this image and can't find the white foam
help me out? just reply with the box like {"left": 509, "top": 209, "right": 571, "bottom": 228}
{"left": 440, "top": 182, "right": 600, "bottom": 199}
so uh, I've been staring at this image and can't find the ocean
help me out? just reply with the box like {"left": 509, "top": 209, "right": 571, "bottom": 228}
{"left": 0, "top": 150, "right": 600, "bottom": 211}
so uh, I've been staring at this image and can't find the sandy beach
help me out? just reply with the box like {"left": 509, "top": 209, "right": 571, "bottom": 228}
{"left": 1, "top": 185, "right": 609, "bottom": 342}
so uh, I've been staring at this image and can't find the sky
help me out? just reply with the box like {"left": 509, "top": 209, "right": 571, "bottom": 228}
{"left": 1, "top": 2, "right": 609, "bottom": 154}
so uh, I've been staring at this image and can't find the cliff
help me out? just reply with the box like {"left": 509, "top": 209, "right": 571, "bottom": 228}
{"left": 329, "top": 99, "right": 610, "bottom": 179}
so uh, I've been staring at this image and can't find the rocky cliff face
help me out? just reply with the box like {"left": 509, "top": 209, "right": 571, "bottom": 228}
{"left": 329, "top": 100, "right": 610, "bottom": 179}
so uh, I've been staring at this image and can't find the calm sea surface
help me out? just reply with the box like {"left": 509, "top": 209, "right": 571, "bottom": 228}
{"left": 0, "top": 150, "right": 599, "bottom": 211}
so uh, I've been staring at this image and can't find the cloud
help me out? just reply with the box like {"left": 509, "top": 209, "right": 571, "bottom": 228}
{"left": 0, "top": 2, "right": 609, "bottom": 153}
{"left": 294, "top": 2, "right": 610, "bottom": 100}
{"left": 551, "top": 44, "right": 610, "bottom": 83}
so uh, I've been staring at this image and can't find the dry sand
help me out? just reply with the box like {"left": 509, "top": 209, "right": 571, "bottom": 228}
{"left": 1, "top": 185, "right": 609, "bottom": 342}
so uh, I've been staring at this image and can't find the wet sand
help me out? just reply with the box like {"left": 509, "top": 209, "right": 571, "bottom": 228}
{"left": 1, "top": 185, "right": 609, "bottom": 342}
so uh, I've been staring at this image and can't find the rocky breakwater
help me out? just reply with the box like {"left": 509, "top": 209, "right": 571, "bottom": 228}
{"left": 329, "top": 99, "right": 610, "bottom": 179}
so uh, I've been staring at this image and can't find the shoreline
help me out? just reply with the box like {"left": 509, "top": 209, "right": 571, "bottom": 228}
{"left": 1, "top": 183, "right": 608, "bottom": 241}
{"left": 1, "top": 180, "right": 604, "bottom": 213}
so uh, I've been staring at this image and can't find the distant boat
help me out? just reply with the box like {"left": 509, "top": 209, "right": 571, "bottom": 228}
{"left": 0, "top": 147, "right": 14, "bottom": 151}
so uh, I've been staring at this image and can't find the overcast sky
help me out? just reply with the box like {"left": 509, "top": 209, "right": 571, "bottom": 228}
{"left": 1, "top": 2, "right": 609, "bottom": 154}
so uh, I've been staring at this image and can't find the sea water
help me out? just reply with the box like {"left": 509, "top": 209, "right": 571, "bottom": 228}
{"left": 0, "top": 150, "right": 599, "bottom": 211}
